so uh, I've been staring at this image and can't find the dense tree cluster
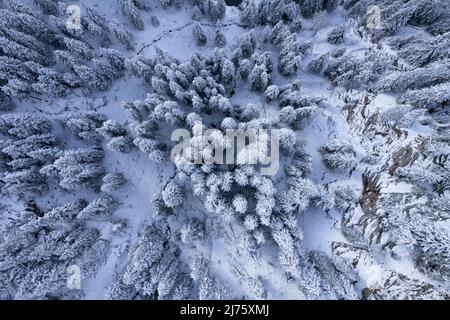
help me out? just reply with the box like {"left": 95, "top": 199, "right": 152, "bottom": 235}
{"left": 0, "top": 198, "right": 116, "bottom": 299}
{"left": 41, "top": 146, "right": 105, "bottom": 190}
{"left": 345, "top": 0, "right": 450, "bottom": 40}
{"left": 0, "top": 114, "right": 54, "bottom": 196}
{"left": 106, "top": 223, "right": 193, "bottom": 299}
{"left": 241, "top": 0, "right": 338, "bottom": 27}
{"left": 0, "top": 0, "right": 137, "bottom": 107}
{"left": 192, "top": 0, "right": 226, "bottom": 21}
{"left": 1, "top": 0, "right": 449, "bottom": 301}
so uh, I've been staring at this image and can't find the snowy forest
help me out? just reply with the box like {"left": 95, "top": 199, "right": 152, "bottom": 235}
{"left": 0, "top": 0, "right": 449, "bottom": 300}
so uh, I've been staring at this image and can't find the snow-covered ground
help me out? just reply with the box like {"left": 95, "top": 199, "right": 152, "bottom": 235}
{"left": 1, "top": 0, "right": 449, "bottom": 300}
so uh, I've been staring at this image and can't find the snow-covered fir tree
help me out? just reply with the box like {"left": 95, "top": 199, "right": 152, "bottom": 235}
{"left": 0, "top": 0, "right": 449, "bottom": 301}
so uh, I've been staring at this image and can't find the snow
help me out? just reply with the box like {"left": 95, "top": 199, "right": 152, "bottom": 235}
{"left": 2, "top": 0, "right": 449, "bottom": 301}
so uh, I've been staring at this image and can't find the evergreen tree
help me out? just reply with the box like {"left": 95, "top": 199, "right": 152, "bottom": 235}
{"left": 238, "top": 59, "right": 251, "bottom": 80}
{"left": 215, "top": 27, "right": 227, "bottom": 48}
{"left": 242, "top": 0, "right": 257, "bottom": 27}
{"left": 309, "top": 250, "right": 358, "bottom": 299}
{"left": 397, "top": 82, "right": 450, "bottom": 111}
{"left": 101, "top": 173, "right": 127, "bottom": 192}
{"left": 151, "top": 15, "right": 161, "bottom": 27}
{"left": 60, "top": 111, "right": 105, "bottom": 142}
{"left": 397, "top": 33, "right": 450, "bottom": 67}
{"left": 162, "top": 180, "right": 184, "bottom": 208}
{"left": 77, "top": 196, "right": 118, "bottom": 220}
{"left": 63, "top": 37, "right": 94, "bottom": 60}
{"left": 192, "top": 5, "right": 203, "bottom": 21}
{"left": 1, "top": 78, "right": 31, "bottom": 98}
{"left": 0, "top": 24, "right": 48, "bottom": 56}
{"left": 118, "top": 0, "right": 145, "bottom": 30}
{"left": 0, "top": 200, "right": 105, "bottom": 298}
{"left": 239, "top": 30, "right": 257, "bottom": 58}
{"left": 308, "top": 54, "right": 326, "bottom": 74}
{"left": 271, "top": 220, "right": 302, "bottom": 279}
{"left": 82, "top": 1, "right": 111, "bottom": 41}
{"left": 2, "top": 133, "right": 59, "bottom": 170}
{"left": 109, "top": 21, "right": 135, "bottom": 50}
{"left": 371, "top": 272, "right": 448, "bottom": 300}
{"left": 97, "top": 120, "right": 127, "bottom": 138}
{"left": 249, "top": 64, "right": 269, "bottom": 91}
{"left": 300, "top": 0, "right": 324, "bottom": 18}
{"left": 41, "top": 146, "right": 104, "bottom": 190}
{"left": 0, "top": 113, "right": 51, "bottom": 139}
{"left": 232, "top": 194, "right": 248, "bottom": 214}
{"left": 179, "top": 219, "right": 203, "bottom": 244}
{"left": 73, "top": 64, "right": 112, "bottom": 91}
{"left": 278, "top": 128, "right": 297, "bottom": 154}
{"left": 0, "top": 91, "right": 14, "bottom": 111}
{"left": 376, "top": 60, "right": 450, "bottom": 92}
{"left": 428, "top": 16, "right": 450, "bottom": 35}
{"left": 265, "top": 84, "right": 280, "bottom": 101}
{"left": 31, "top": 68, "right": 72, "bottom": 97}
{"left": 328, "top": 25, "right": 346, "bottom": 44}
{"left": 324, "top": 51, "right": 393, "bottom": 89}
{"left": 207, "top": 0, "right": 227, "bottom": 21}
{"left": 121, "top": 223, "right": 189, "bottom": 299}
{"left": 193, "top": 22, "right": 207, "bottom": 46}
{"left": 196, "top": 264, "right": 231, "bottom": 300}
{"left": 321, "top": 139, "right": 358, "bottom": 173}
{"left": 0, "top": 9, "right": 57, "bottom": 45}
{"left": 33, "top": 0, "right": 59, "bottom": 15}
{"left": 323, "top": 0, "right": 338, "bottom": 13}
{"left": 107, "top": 136, "right": 134, "bottom": 153}
{"left": 1, "top": 168, "right": 47, "bottom": 196}
{"left": 151, "top": 192, "right": 173, "bottom": 219}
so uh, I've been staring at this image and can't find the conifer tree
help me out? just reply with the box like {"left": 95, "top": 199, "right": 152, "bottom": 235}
{"left": 193, "top": 22, "right": 207, "bottom": 46}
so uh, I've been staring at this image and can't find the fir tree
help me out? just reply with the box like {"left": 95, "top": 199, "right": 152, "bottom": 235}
{"left": 162, "top": 180, "right": 184, "bottom": 208}
{"left": 33, "top": 0, "right": 59, "bottom": 15}
{"left": 239, "top": 30, "right": 257, "bottom": 58}
{"left": 265, "top": 84, "right": 280, "bottom": 101}
{"left": 308, "top": 54, "right": 326, "bottom": 74}
{"left": 151, "top": 15, "right": 161, "bottom": 27}
{"left": 1, "top": 168, "right": 48, "bottom": 196}
{"left": 300, "top": 0, "right": 324, "bottom": 18}
{"left": 77, "top": 196, "right": 118, "bottom": 220}
{"left": 0, "top": 113, "right": 51, "bottom": 139}
{"left": 397, "top": 82, "right": 450, "bottom": 111}
{"left": 242, "top": 0, "right": 257, "bottom": 27}
{"left": 63, "top": 37, "right": 94, "bottom": 60}
{"left": 249, "top": 64, "right": 269, "bottom": 91}
{"left": 215, "top": 27, "right": 227, "bottom": 48}
{"left": 232, "top": 194, "right": 248, "bottom": 214}
{"left": 101, "top": 173, "right": 127, "bottom": 192}
{"left": 328, "top": 25, "right": 346, "bottom": 44}
{"left": 109, "top": 21, "right": 135, "bottom": 50}
{"left": 107, "top": 136, "right": 134, "bottom": 153}
{"left": 376, "top": 60, "right": 450, "bottom": 92}
{"left": 97, "top": 120, "right": 127, "bottom": 138}
{"left": 151, "top": 101, "right": 185, "bottom": 125}
{"left": 118, "top": 0, "right": 145, "bottom": 30}
{"left": 0, "top": 91, "right": 14, "bottom": 111}
{"left": 321, "top": 139, "right": 358, "bottom": 173}
{"left": 193, "top": 22, "right": 207, "bottom": 46}
{"left": 101, "top": 48, "right": 126, "bottom": 71}
{"left": 41, "top": 146, "right": 104, "bottom": 190}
